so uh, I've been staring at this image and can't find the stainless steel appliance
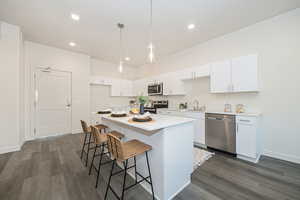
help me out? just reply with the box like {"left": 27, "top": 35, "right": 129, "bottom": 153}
{"left": 205, "top": 113, "right": 236, "bottom": 154}
{"left": 144, "top": 100, "right": 168, "bottom": 114}
{"left": 148, "top": 83, "right": 163, "bottom": 96}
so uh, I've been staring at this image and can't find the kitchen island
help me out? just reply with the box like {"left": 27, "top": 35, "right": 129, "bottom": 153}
{"left": 101, "top": 114, "right": 195, "bottom": 200}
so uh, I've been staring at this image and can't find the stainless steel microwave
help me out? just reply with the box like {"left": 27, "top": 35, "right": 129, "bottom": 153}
{"left": 148, "top": 83, "right": 163, "bottom": 96}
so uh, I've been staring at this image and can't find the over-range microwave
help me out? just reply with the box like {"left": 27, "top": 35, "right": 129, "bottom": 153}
{"left": 148, "top": 83, "right": 163, "bottom": 96}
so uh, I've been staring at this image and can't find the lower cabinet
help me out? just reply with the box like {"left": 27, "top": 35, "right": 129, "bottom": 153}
{"left": 157, "top": 110, "right": 205, "bottom": 145}
{"left": 236, "top": 116, "right": 260, "bottom": 163}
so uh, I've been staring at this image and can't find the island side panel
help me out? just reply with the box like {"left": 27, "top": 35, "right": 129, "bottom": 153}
{"left": 102, "top": 118, "right": 165, "bottom": 200}
{"left": 162, "top": 122, "right": 194, "bottom": 200}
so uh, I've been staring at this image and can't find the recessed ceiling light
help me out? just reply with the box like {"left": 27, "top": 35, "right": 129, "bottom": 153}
{"left": 187, "top": 24, "right": 195, "bottom": 30}
{"left": 125, "top": 57, "right": 131, "bottom": 61}
{"left": 69, "top": 42, "right": 76, "bottom": 47}
{"left": 71, "top": 13, "right": 80, "bottom": 21}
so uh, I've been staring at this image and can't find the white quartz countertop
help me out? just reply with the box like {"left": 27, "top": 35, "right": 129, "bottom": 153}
{"left": 101, "top": 114, "right": 195, "bottom": 132}
{"left": 205, "top": 111, "right": 261, "bottom": 117}
{"left": 158, "top": 108, "right": 261, "bottom": 117}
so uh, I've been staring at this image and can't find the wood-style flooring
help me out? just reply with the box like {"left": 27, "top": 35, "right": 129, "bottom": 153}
{"left": 0, "top": 133, "right": 299, "bottom": 200}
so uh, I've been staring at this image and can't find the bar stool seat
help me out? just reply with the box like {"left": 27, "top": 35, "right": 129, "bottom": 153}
{"left": 86, "top": 124, "right": 108, "bottom": 133}
{"left": 121, "top": 140, "right": 152, "bottom": 161}
{"left": 93, "top": 130, "right": 124, "bottom": 145}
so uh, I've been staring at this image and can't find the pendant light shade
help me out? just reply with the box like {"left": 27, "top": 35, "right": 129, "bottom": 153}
{"left": 118, "top": 23, "right": 124, "bottom": 73}
{"left": 148, "top": 0, "right": 155, "bottom": 63}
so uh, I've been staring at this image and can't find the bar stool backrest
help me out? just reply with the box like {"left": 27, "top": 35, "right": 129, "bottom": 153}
{"left": 80, "top": 120, "right": 89, "bottom": 133}
{"left": 107, "top": 134, "right": 124, "bottom": 161}
{"left": 90, "top": 125, "right": 107, "bottom": 145}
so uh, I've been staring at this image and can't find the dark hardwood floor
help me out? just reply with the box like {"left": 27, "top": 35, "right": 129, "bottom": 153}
{"left": 0, "top": 133, "right": 299, "bottom": 200}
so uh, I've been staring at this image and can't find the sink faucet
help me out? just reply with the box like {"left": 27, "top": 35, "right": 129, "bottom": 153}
{"left": 193, "top": 100, "right": 200, "bottom": 111}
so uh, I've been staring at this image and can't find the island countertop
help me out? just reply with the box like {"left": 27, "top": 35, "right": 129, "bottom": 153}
{"left": 101, "top": 114, "right": 195, "bottom": 132}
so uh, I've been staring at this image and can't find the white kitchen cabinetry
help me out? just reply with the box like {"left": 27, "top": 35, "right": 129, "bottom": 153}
{"left": 161, "top": 72, "right": 186, "bottom": 96}
{"left": 157, "top": 110, "right": 205, "bottom": 145}
{"left": 90, "top": 76, "right": 113, "bottom": 85}
{"left": 231, "top": 55, "right": 258, "bottom": 92}
{"left": 111, "top": 79, "right": 133, "bottom": 97}
{"left": 210, "top": 60, "right": 232, "bottom": 93}
{"left": 210, "top": 55, "right": 259, "bottom": 93}
{"left": 236, "top": 116, "right": 260, "bottom": 163}
{"left": 180, "top": 64, "right": 211, "bottom": 80}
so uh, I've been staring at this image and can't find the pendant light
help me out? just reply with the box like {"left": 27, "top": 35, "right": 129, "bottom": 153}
{"left": 117, "top": 23, "right": 124, "bottom": 73}
{"left": 148, "top": 0, "right": 155, "bottom": 63}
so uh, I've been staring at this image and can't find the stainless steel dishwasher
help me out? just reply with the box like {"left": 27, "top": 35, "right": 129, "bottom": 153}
{"left": 205, "top": 113, "right": 236, "bottom": 154}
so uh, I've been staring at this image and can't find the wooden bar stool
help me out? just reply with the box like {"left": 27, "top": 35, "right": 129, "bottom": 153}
{"left": 105, "top": 134, "right": 155, "bottom": 200}
{"left": 80, "top": 120, "right": 108, "bottom": 167}
{"left": 89, "top": 126, "right": 124, "bottom": 188}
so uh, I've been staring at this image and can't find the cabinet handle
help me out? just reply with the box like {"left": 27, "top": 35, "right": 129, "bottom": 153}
{"left": 239, "top": 119, "right": 250, "bottom": 122}
{"left": 237, "top": 124, "right": 239, "bottom": 133}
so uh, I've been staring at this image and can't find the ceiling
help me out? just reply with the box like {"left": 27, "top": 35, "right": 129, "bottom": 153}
{"left": 0, "top": 0, "right": 299, "bottom": 67}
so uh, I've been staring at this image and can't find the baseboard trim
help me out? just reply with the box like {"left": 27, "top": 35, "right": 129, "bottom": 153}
{"left": 0, "top": 145, "right": 21, "bottom": 154}
{"left": 263, "top": 150, "right": 300, "bottom": 164}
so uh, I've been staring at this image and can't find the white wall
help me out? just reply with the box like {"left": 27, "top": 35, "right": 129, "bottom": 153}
{"left": 24, "top": 41, "right": 91, "bottom": 139}
{"left": 138, "top": 9, "right": 300, "bottom": 163}
{"left": 0, "top": 22, "right": 23, "bottom": 153}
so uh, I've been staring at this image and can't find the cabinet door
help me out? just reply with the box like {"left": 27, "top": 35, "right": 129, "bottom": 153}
{"left": 162, "top": 72, "right": 185, "bottom": 95}
{"left": 210, "top": 60, "right": 232, "bottom": 93}
{"left": 110, "top": 79, "right": 121, "bottom": 96}
{"left": 180, "top": 68, "right": 194, "bottom": 80}
{"left": 231, "top": 55, "right": 258, "bottom": 92}
{"left": 194, "top": 64, "right": 210, "bottom": 78}
{"left": 236, "top": 117, "right": 257, "bottom": 158}
{"left": 120, "top": 80, "right": 133, "bottom": 96}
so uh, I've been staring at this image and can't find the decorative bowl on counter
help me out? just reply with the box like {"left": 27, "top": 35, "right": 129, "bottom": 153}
{"left": 131, "top": 112, "right": 153, "bottom": 122}
{"left": 97, "top": 109, "right": 112, "bottom": 114}
{"left": 132, "top": 116, "right": 152, "bottom": 122}
{"left": 111, "top": 111, "right": 127, "bottom": 117}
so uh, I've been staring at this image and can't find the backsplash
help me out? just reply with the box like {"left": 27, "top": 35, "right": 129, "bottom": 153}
{"left": 151, "top": 77, "right": 260, "bottom": 113}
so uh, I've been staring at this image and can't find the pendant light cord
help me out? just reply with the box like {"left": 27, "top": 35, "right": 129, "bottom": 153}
{"left": 150, "top": 0, "right": 153, "bottom": 42}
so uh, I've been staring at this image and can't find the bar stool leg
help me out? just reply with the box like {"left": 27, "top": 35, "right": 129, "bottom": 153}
{"left": 86, "top": 132, "right": 92, "bottom": 167}
{"left": 89, "top": 144, "right": 98, "bottom": 175}
{"left": 80, "top": 133, "right": 88, "bottom": 159}
{"left": 146, "top": 152, "right": 155, "bottom": 200}
{"left": 95, "top": 144, "right": 104, "bottom": 188}
{"left": 105, "top": 159, "right": 116, "bottom": 200}
{"left": 134, "top": 156, "right": 138, "bottom": 183}
{"left": 121, "top": 160, "right": 128, "bottom": 200}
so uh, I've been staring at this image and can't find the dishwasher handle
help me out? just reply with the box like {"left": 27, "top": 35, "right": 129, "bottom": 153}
{"left": 207, "top": 117, "right": 224, "bottom": 121}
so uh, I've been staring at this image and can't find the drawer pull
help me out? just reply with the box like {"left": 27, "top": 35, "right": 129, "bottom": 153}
{"left": 239, "top": 119, "right": 250, "bottom": 122}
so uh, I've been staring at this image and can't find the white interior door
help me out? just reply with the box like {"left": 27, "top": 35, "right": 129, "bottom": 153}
{"left": 35, "top": 69, "right": 72, "bottom": 138}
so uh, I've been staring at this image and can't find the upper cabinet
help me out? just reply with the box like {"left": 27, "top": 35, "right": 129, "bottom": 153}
{"left": 110, "top": 79, "right": 134, "bottom": 97}
{"left": 210, "top": 60, "right": 232, "bottom": 93}
{"left": 180, "top": 64, "right": 210, "bottom": 80}
{"left": 161, "top": 72, "right": 186, "bottom": 96}
{"left": 210, "top": 54, "right": 259, "bottom": 93}
{"left": 90, "top": 76, "right": 113, "bottom": 85}
{"left": 231, "top": 55, "right": 259, "bottom": 92}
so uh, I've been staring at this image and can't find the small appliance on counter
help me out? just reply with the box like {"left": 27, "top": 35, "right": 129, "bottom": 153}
{"left": 224, "top": 103, "right": 232, "bottom": 113}
{"left": 236, "top": 104, "right": 245, "bottom": 113}
{"left": 144, "top": 100, "right": 168, "bottom": 114}
{"left": 179, "top": 102, "right": 188, "bottom": 110}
